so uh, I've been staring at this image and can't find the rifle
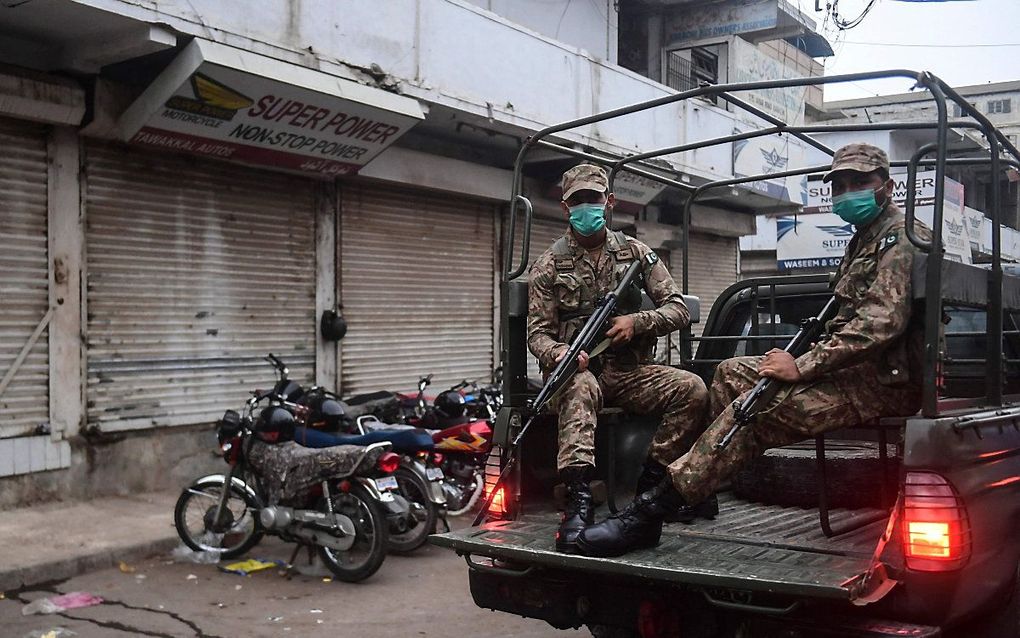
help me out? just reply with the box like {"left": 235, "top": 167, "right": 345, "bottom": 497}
{"left": 715, "top": 296, "right": 840, "bottom": 450}
{"left": 473, "top": 253, "right": 655, "bottom": 525}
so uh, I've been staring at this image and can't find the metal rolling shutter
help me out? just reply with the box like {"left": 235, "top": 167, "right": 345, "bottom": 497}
{"left": 672, "top": 232, "right": 739, "bottom": 337}
{"left": 340, "top": 184, "right": 496, "bottom": 395}
{"left": 0, "top": 119, "right": 49, "bottom": 438}
{"left": 84, "top": 142, "right": 316, "bottom": 432}
{"left": 506, "top": 216, "right": 569, "bottom": 380}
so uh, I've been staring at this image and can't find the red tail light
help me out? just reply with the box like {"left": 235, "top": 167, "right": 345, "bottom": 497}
{"left": 901, "top": 472, "right": 971, "bottom": 571}
{"left": 488, "top": 486, "right": 506, "bottom": 517}
{"left": 377, "top": 452, "right": 400, "bottom": 474}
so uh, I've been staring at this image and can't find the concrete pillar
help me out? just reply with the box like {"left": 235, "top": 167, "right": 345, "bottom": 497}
{"left": 47, "top": 127, "right": 83, "bottom": 440}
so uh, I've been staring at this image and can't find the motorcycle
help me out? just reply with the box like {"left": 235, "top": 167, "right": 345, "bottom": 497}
{"left": 399, "top": 375, "right": 500, "bottom": 517}
{"left": 173, "top": 379, "right": 395, "bottom": 582}
{"left": 253, "top": 355, "right": 445, "bottom": 554}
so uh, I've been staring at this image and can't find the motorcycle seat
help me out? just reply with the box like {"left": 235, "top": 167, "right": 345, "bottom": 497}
{"left": 294, "top": 426, "right": 434, "bottom": 454}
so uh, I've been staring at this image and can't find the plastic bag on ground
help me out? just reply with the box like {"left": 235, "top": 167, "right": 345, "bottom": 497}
{"left": 22, "top": 629, "right": 78, "bottom": 638}
{"left": 21, "top": 592, "right": 103, "bottom": 616}
{"left": 171, "top": 531, "right": 223, "bottom": 564}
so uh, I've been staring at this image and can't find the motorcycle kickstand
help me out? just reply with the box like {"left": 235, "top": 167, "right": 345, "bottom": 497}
{"left": 283, "top": 543, "right": 316, "bottom": 580}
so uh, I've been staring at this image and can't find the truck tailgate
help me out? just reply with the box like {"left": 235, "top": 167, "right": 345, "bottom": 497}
{"left": 432, "top": 496, "right": 890, "bottom": 602}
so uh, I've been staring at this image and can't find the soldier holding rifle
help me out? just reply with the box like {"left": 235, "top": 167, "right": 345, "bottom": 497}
{"left": 527, "top": 164, "right": 710, "bottom": 554}
{"left": 577, "top": 143, "right": 931, "bottom": 557}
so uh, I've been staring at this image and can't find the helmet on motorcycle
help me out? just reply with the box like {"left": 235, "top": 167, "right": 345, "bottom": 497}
{"left": 307, "top": 395, "right": 346, "bottom": 432}
{"left": 254, "top": 405, "right": 295, "bottom": 443}
{"left": 434, "top": 391, "right": 467, "bottom": 420}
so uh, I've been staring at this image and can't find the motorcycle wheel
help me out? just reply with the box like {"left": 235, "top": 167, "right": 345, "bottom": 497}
{"left": 387, "top": 467, "right": 439, "bottom": 554}
{"left": 317, "top": 482, "right": 388, "bottom": 583}
{"left": 174, "top": 477, "right": 263, "bottom": 559}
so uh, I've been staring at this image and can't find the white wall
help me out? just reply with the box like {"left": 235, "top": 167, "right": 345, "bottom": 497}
{"left": 64, "top": 0, "right": 821, "bottom": 191}
{"left": 463, "top": 0, "right": 618, "bottom": 63}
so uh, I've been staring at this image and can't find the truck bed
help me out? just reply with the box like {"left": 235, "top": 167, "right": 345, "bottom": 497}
{"left": 432, "top": 492, "right": 890, "bottom": 602}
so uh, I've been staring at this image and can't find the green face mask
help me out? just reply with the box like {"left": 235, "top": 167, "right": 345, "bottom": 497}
{"left": 831, "top": 186, "right": 885, "bottom": 226}
{"left": 568, "top": 203, "right": 607, "bottom": 236}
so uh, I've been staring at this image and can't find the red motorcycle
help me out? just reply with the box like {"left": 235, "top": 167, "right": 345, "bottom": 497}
{"left": 400, "top": 375, "right": 499, "bottom": 517}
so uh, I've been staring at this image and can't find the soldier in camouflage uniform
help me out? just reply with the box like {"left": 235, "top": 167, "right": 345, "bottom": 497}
{"left": 528, "top": 163, "right": 709, "bottom": 553}
{"left": 578, "top": 143, "right": 930, "bottom": 557}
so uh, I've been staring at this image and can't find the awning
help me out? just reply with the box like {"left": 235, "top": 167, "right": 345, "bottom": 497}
{"left": 116, "top": 38, "right": 425, "bottom": 176}
{"left": 785, "top": 32, "right": 835, "bottom": 58}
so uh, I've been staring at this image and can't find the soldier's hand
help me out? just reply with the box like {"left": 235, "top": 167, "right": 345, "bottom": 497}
{"left": 555, "top": 348, "right": 589, "bottom": 373}
{"left": 606, "top": 315, "right": 636, "bottom": 346}
{"left": 757, "top": 349, "right": 802, "bottom": 382}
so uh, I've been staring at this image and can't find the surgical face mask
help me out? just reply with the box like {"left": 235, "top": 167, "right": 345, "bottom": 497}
{"left": 831, "top": 185, "right": 886, "bottom": 226}
{"left": 567, "top": 202, "right": 607, "bottom": 237}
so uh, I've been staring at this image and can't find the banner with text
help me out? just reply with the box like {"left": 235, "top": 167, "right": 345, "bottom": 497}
{"left": 117, "top": 39, "right": 425, "bottom": 177}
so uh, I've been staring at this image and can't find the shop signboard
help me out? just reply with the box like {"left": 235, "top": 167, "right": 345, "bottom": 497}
{"left": 801, "top": 169, "right": 971, "bottom": 264}
{"left": 117, "top": 39, "right": 425, "bottom": 177}
{"left": 775, "top": 212, "right": 852, "bottom": 271}
{"left": 729, "top": 37, "right": 806, "bottom": 126}
{"left": 666, "top": 0, "right": 778, "bottom": 45}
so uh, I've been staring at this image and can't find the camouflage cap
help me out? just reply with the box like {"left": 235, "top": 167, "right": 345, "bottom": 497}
{"left": 822, "top": 143, "right": 890, "bottom": 183}
{"left": 561, "top": 163, "right": 609, "bottom": 201}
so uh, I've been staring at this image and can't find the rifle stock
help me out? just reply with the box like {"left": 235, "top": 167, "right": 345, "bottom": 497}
{"left": 715, "top": 296, "right": 839, "bottom": 450}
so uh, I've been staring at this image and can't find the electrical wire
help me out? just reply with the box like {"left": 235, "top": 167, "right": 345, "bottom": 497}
{"left": 841, "top": 40, "right": 1020, "bottom": 47}
{"left": 830, "top": 0, "right": 880, "bottom": 30}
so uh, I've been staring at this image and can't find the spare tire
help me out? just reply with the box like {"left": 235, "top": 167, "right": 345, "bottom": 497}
{"left": 731, "top": 440, "right": 898, "bottom": 509}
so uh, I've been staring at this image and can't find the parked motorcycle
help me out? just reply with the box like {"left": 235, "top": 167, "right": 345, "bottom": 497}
{"left": 249, "top": 354, "right": 444, "bottom": 554}
{"left": 399, "top": 375, "right": 500, "bottom": 517}
{"left": 173, "top": 358, "right": 397, "bottom": 582}
{"left": 297, "top": 387, "right": 444, "bottom": 554}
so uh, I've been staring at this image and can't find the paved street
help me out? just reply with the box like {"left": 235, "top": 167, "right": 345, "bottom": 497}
{"left": 1, "top": 527, "right": 571, "bottom": 638}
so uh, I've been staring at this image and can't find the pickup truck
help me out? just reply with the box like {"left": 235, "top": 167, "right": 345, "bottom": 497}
{"left": 431, "top": 71, "right": 1020, "bottom": 638}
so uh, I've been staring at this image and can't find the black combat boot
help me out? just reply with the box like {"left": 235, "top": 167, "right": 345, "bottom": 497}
{"left": 556, "top": 465, "right": 595, "bottom": 554}
{"left": 634, "top": 458, "right": 719, "bottom": 524}
{"left": 575, "top": 479, "right": 686, "bottom": 557}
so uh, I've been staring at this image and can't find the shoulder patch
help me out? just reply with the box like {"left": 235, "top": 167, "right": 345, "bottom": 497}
{"left": 879, "top": 232, "right": 898, "bottom": 254}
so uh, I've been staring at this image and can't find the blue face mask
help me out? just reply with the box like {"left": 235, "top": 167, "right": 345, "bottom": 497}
{"left": 567, "top": 203, "right": 607, "bottom": 237}
{"left": 831, "top": 186, "right": 885, "bottom": 226}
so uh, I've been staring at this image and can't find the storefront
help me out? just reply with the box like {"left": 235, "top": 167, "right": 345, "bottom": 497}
{"left": 83, "top": 141, "right": 320, "bottom": 432}
{"left": 339, "top": 182, "right": 499, "bottom": 395}
{"left": 0, "top": 117, "right": 51, "bottom": 440}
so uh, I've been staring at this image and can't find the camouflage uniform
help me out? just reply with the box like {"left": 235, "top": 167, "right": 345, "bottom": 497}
{"left": 658, "top": 145, "right": 928, "bottom": 505}
{"left": 528, "top": 226, "right": 708, "bottom": 472}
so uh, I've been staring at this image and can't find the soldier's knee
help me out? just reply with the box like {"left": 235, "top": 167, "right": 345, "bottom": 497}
{"left": 712, "top": 357, "right": 744, "bottom": 383}
{"left": 562, "top": 370, "right": 601, "bottom": 400}
{"left": 685, "top": 375, "right": 708, "bottom": 407}
{"left": 667, "top": 372, "right": 708, "bottom": 411}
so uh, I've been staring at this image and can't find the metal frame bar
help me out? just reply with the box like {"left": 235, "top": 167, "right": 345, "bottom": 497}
{"left": 503, "top": 69, "right": 1020, "bottom": 420}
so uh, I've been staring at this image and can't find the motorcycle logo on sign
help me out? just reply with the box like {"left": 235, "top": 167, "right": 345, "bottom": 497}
{"left": 165, "top": 73, "right": 254, "bottom": 122}
{"left": 760, "top": 147, "right": 788, "bottom": 173}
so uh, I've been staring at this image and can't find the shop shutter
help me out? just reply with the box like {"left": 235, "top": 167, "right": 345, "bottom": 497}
{"left": 506, "top": 216, "right": 569, "bottom": 381}
{"left": 0, "top": 119, "right": 50, "bottom": 438}
{"left": 340, "top": 184, "right": 496, "bottom": 395}
{"left": 84, "top": 142, "right": 317, "bottom": 432}
{"left": 672, "top": 232, "right": 739, "bottom": 338}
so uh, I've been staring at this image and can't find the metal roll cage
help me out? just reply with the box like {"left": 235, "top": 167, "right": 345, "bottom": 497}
{"left": 502, "top": 70, "right": 1020, "bottom": 417}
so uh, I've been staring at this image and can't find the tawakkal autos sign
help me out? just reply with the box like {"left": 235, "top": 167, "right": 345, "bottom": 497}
{"left": 780, "top": 170, "right": 972, "bottom": 270}
{"left": 116, "top": 39, "right": 425, "bottom": 177}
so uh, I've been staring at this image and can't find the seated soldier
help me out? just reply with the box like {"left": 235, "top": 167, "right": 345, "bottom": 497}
{"left": 576, "top": 143, "right": 930, "bottom": 557}
{"left": 528, "top": 163, "right": 711, "bottom": 555}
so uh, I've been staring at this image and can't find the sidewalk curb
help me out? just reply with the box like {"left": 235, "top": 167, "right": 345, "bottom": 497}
{"left": 0, "top": 535, "right": 180, "bottom": 592}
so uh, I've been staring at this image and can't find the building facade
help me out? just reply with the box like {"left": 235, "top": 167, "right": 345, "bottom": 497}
{"left": 740, "top": 80, "right": 1020, "bottom": 278}
{"left": 0, "top": 0, "right": 828, "bottom": 503}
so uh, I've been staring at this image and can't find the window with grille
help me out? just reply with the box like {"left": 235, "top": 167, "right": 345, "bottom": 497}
{"left": 988, "top": 99, "right": 1012, "bottom": 115}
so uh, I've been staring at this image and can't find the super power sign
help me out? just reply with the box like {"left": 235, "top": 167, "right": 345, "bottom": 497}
{"left": 119, "top": 40, "right": 423, "bottom": 176}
